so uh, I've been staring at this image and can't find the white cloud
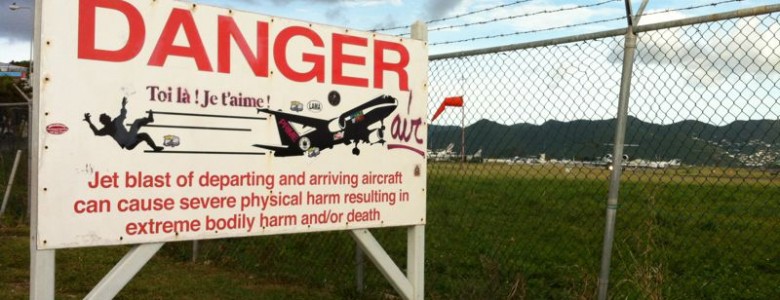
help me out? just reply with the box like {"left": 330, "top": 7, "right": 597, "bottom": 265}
{"left": 637, "top": 10, "right": 689, "bottom": 25}
{"left": 0, "top": 38, "right": 32, "bottom": 63}
{"left": 429, "top": 11, "right": 780, "bottom": 126}
{"left": 493, "top": 2, "right": 624, "bottom": 32}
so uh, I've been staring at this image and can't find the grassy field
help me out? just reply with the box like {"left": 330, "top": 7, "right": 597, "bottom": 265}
{"left": 0, "top": 224, "right": 338, "bottom": 299}
{"left": 1, "top": 161, "right": 779, "bottom": 298}
{"left": 424, "top": 162, "right": 779, "bottom": 298}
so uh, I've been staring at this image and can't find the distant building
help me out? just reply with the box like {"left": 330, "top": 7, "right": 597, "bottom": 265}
{"left": 0, "top": 62, "right": 27, "bottom": 72}
{"left": 0, "top": 62, "right": 28, "bottom": 78}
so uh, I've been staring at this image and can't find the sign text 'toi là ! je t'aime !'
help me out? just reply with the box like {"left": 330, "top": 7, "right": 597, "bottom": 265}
{"left": 77, "top": 0, "right": 411, "bottom": 91}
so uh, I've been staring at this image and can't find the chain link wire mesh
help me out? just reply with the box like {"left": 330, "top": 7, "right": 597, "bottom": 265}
{"left": 0, "top": 78, "right": 30, "bottom": 224}
{"left": 425, "top": 9, "right": 780, "bottom": 299}
{"left": 2, "top": 7, "right": 780, "bottom": 300}
{"left": 614, "top": 12, "right": 780, "bottom": 299}
{"left": 428, "top": 36, "right": 624, "bottom": 299}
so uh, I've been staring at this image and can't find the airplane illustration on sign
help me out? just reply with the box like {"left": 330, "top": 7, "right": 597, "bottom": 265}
{"left": 254, "top": 93, "right": 397, "bottom": 157}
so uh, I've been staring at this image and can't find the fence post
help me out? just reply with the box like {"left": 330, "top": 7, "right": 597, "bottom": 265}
{"left": 355, "top": 243, "right": 364, "bottom": 293}
{"left": 0, "top": 150, "right": 22, "bottom": 221}
{"left": 192, "top": 240, "right": 199, "bottom": 262}
{"left": 597, "top": 1, "right": 641, "bottom": 299}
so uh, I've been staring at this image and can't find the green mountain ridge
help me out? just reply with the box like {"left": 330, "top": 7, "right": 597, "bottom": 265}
{"left": 428, "top": 117, "right": 780, "bottom": 166}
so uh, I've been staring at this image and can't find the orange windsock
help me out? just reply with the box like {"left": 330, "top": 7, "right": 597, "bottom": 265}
{"left": 431, "top": 96, "right": 463, "bottom": 121}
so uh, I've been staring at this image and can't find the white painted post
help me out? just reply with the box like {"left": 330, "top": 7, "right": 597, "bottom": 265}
{"left": 85, "top": 243, "right": 165, "bottom": 299}
{"left": 29, "top": 0, "right": 55, "bottom": 298}
{"left": 409, "top": 20, "right": 427, "bottom": 300}
{"left": 411, "top": 20, "right": 427, "bottom": 44}
{"left": 407, "top": 225, "right": 425, "bottom": 300}
{"left": 30, "top": 248, "right": 55, "bottom": 300}
{"left": 350, "top": 229, "right": 413, "bottom": 299}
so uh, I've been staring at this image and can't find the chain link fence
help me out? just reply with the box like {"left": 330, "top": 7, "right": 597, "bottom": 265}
{"left": 425, "top": 6, "right": 780, "bottom": 299}
{"left": 614, "top": 10, "right": 780, "bottom": 299}
{"left": 2, "top": 5, "right": 780, "bottom": 300}
{"left": 0, "top": 76, "right": 30, "bottom": 224}
{"left": 428, "top": 34, "right": 624, "bottom": 299}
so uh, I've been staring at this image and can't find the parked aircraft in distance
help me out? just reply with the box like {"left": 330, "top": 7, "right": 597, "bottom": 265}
{"left": 604, "top": 154, "right": 682, "bottom": 169}
{"left": 500, "top": 153, "right": 681, "bottom": 169}
{"left": 467, "top": 149, "right": 483, "bottom": 163}
{"left": 427, "top": 143, "right": 455, "bottom": 161}
{"left": 254, "top": 93, "right": 397, "bottom": 157}
{"left": 602, "top": 153, "right": 629, "bottom": 164}
{"left": 626, "top": 158, "right": 682, "bottom": 169}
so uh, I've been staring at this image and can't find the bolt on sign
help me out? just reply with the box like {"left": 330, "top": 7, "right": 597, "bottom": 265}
{"left": 35, "top": 0, "right": 427, "bottom": 249}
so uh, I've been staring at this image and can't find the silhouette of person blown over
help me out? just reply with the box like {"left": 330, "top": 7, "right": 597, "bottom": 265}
{"left": 84, "top": 97, "right": 164, "bottom": 152}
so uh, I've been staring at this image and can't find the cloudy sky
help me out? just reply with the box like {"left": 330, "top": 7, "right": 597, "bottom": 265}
{"left": 1, "top": 0, "right": 778, "bottom": 63}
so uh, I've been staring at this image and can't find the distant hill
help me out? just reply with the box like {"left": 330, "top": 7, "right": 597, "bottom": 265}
{"left": 428, "top": 117, "right": 780, "bottom": 166}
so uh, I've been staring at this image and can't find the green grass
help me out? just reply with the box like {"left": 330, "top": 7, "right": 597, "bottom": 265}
{"left": 1, "top": 161, "right": 779, "bottom": 298}
{"left": 422, "top": 163, "right": 780, "bottom": 299}
{"left": 0, "top": 225, "right": 336, "bottom": 299}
